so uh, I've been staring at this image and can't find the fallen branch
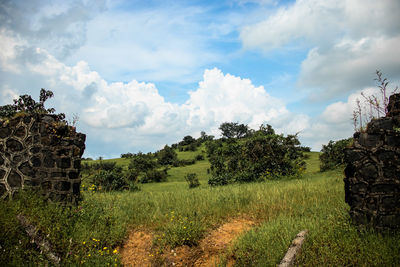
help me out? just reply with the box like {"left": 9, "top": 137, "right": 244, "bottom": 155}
{"left": 16, "top": 214, "right": 61, "bottom": 265}
{"left": 278, "top": 230, "right": 308, "bottom": 267}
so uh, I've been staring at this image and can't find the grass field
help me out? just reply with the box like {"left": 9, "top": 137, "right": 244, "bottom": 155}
{"left": 1, "top": 151, "right": 399, "bottom": 266}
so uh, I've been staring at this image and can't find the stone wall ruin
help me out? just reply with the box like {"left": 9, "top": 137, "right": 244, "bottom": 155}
{"left": 344, "top": 93, "right": 400, "bottom": 229}
{"left": 0, "top": 114, "right": 85, "bottom": 204}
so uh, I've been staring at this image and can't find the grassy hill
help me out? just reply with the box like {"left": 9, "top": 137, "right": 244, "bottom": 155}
{"left": 1, "top": 151, "right": 399, "bottom": 266}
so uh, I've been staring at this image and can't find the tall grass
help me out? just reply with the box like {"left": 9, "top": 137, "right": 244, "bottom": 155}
{"left": 1, "top": 152, "right": 399, "bottom": 266}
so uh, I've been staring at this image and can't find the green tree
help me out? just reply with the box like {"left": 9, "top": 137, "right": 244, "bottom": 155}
{"left": 157, "top": 145, "right": 178, "bottom": 165}
{"left": 219, "top": 122, "right": 249, "bottom": 139}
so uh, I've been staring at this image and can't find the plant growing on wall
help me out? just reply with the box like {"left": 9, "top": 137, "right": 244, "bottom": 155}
{"left": 352, "top": 71, "right": 398, "bottom": 131}
{"left": 0, "top": 88, "right": 65, "bottom": 121}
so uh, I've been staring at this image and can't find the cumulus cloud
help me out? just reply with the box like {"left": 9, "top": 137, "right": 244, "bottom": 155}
{"left": 1, "top": 29, "right": 309, "bottom": 157}
{"left": 240, "top": 0, "right": 400, "bottom": 99}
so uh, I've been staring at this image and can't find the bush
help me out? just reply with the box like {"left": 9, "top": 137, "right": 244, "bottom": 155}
{"left": 157, "top": 145, "right": 177, "bottom": 165}
{"left": 208, "top": 173, "right": 232, "bottom": 186}
{"left": 0, "top": 88, "right": 65, "bottom": 121}
{"left": 185, "top": 173, "right": 200, "bottom": 188}
{"left": 207, "top": 124, "right": 306, "bottom": 185}
{"left": 195, "top": 154, "right": 205, "bottom": 161}
{"left": 128, "top": 153, "right": 158, "bottom": 173}
{"left": 139, "top": 169, "right": 168, "bottom": 183}
{"left": 320, "top": 138, "right": 353, "bottom": 171}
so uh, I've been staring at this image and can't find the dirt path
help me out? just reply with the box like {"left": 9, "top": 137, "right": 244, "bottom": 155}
{"left": 121, "top": 218, "right": 254, "bottom": 266}
{"left": 121, "top": 231, "right": 153, "bottom": 267}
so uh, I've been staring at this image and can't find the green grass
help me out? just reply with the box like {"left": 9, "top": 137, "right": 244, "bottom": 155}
{"left": 2, "top": 151, "right": 399, "bottom": 266}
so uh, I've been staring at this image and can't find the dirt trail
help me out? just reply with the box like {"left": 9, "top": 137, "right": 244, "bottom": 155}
{"left": 121, "top": 231, "right": 153, "bottom": 267}
{"left": 121, "top": 218, "right": 254, "bottom": 266}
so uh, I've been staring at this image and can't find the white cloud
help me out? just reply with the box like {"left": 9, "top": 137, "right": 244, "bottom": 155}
{"left": 0, "top": 28, "right": 308, "bottom": 156}
{"left": 240, "top": 0, "right": 400, "bottom": 99}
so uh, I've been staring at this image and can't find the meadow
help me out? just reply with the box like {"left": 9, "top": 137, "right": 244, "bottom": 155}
{"left": 1, "top": 151, "right": 399, "bottom": 266}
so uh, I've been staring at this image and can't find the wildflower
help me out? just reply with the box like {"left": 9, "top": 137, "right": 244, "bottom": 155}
{"left": 113, "top": 249, "right": 118, "bottom": 254}
{"left": 83, "top": 241, "right": 86, "bottom": 245}
{"left": 103, "top": 247, "right": 108, "bottom": 250}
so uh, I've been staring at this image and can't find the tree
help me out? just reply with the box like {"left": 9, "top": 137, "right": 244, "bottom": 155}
{"left": 219, "top": 122, "right": 249, "bottom": 139}
{"left": 157, "top": 145, "right": 178, "bottom": 165}
{"left": 208, "top": 124, "right": 306, "bottom": 186}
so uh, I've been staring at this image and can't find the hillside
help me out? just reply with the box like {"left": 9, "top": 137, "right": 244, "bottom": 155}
{"left": 1, "top": 150, "right": 399, "bottom": 266}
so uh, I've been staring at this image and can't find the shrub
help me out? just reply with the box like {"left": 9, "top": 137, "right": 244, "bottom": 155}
{"left": 185, "top": 173, "right": 200, "bottom": 188}
{"left": 157, "top": 145, "right": 177, "bottom": 165}
{"left": 320, "top": 138, "right": 353, "bottom": 171}
{"left": 139, "top": 169, "right": 168, "bottom": 183}
{"left": 208, "top": 173, "right": 231, "bottom": 186}
{"left": 128, "top": 153, "right": 158, "bottom": 173}
{"left": 195, "top": 154, "right": 205, "bottom": 161}
{"left": 0, "top": 88, "right": 65, "bottom": 121}
{"left": 207, "top": 124, "right": 306, "bottom": 185}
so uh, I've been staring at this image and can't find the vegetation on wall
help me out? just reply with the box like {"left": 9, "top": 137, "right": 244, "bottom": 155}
{"left": 0, "top": 89, "right": 65, "bottom": 121}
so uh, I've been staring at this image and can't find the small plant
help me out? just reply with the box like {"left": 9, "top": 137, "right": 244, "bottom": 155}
{"left": 155, "top": 212, "right": 205, "bottom": 248}
{"left": 0, "top": 88, "right": 65, "bottom": 120}
{"left": 185, "top": 173, "right": 200, "bottom": 188}
{"left": 353, "top": 70, "right": 398, "bottom": 131}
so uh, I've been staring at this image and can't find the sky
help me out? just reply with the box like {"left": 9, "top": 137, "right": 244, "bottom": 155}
{"left": 1, "top": 0, "right": 400, "bottom": 159}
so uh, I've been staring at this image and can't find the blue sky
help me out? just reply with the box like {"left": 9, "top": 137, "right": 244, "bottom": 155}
{"left": 1, "top": 0, "right": 400, "bottom": 158}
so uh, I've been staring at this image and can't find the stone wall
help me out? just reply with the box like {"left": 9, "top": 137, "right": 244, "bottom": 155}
{"left": 344, "top": 93, "right": 400, "bottom": 229}
{"left": 0, "top": 114, "right": 85, "bottom": 204}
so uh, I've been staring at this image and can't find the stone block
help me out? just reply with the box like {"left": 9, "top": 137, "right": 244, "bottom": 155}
{"left": 385, "top": 135, "right": 400, "bottom": 147}
{"left": 14, "top": 126, "right": 26, "bottom": 138}
{"left": 54, "top": 181, "right": 71, "bottom": 191}
{"left": 6, "top": 138, "right": 23, "bottom": 152}
{"left": 0, "top": 169, "right": 6, "bottom": 179}
{"left": 57, "top": 158, "right": 71, "bottom": 169}
{"left": 7, "top": 170, "right": 22, "bottom": 188}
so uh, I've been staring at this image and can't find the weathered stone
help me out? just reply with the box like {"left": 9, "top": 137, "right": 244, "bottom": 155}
{"left": 344, "top": 149, "right": 366, "bottom": 163}
{"left": 0, "top": 127, "right": 11, "bottom": 139}
{"left": 19, "top": 161, "right": 34, "bottom": 176}
{"left": 0, "top": 114, "right": 85, "bottom": 204}
{"left": 30, "top": 156, "right": 41, "bottom": 167}
{"left": 54, "top": 181, "right": 71, "bottom": 191}
{"left": 0, "top": 169, "right": 6, "bottom": 179}
{"left": 72, "top": 182, "right": 80, "bottom": 194}
{"left": 377, "top": 150, "right": 396, "bottom": 163}
{"left": 68, "top": 171, "right": 79, "bottom": 179}
{"left": 51, "top": 171, "right": 67, "bottom": 178}
{"left": 359, "top": 133, "right": 381, "bottom": 148}
{"left": 367, "top": 118, "right": 393, "bottom": 132}
{"left": 73, "top": 159, "right": 81, "bottom": 169}
{"left": 379, "top": 215, "right": 400, "bottom": 227}
{"left": 385, "top": 135, "right": 400, "bottom": 147}
{"left": 12, "top": 155, "right": 23, "bottom": 164}
{"left": 41, "top": 181, "right": 52, "bottom": 190}
{"left": 0, "top": 183, "right": 6, "bottom": 196}
{"left": 57, "top": 158, "right": 71, "bottom": 169}
{"left": 6, "top": 138, "right": 23, "bottom": 152}
{"left": 43, "top": 153, "right": 55, "bottom": 168}
{"left": 34, "top": 171, "right": 48, "bottom": 179}
{"left": 344, "top": 93, "right": 400, "bottom": 230}
{"left": 358, "top": 163, "right": 378, "bottom": 181}
{"left": 30, "top": 146, "right": 41, "bottom": 154}
{"left": 7, "top": 170, "right": 22, "bottom": 188}
{"left": 57, "top": 148, "right": 70, "bottom": 156}
{"left": 14, "top": 126, "right": 26, "bottom": 138}
{"left": 387, "top": 94, "right": 400, "bottom": 116}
